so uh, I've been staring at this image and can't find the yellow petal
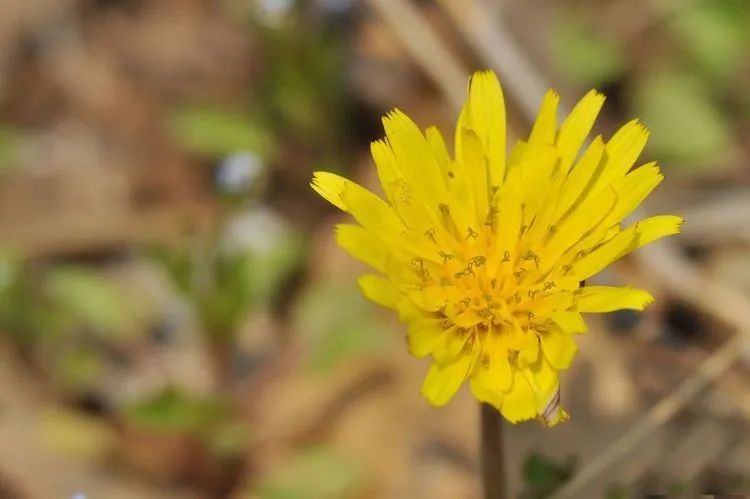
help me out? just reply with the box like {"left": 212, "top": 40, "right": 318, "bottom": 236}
{"left": 421, "top": 356, "right": 473, "bottom": 406}
{"left": 632, "top": 214, "right": 685, "bottom": 247}
{"left": 470, "top": 374, "right": 505, "bottom": 408}
{"left": 463, "top": 70, "right": 506, "bottom": 187}
{"left": 357, "top": 275, "right": 401, "bottom": 309}
{"left": 499, "top": 368, "right": 537, "bottom": 423}
{"left": 397, "top": 298, "right": 422, "bottom": 323}
{"left": 526, "top": 355, "right": 560, "bottom": 403}
{"left": 509, "top": 139, "right": 528, "bottom": 166}
{"left": 556, "top": 90, "right": 605, "bottom": 175}
{"left": 554, "top": 136, "right": 605, "bottom": 222}
{"left": 337, "top": 178, "right": 405, "bottom": 242}
{"left": 479, "top": 349, "right": 513, "bottom": 391}
{"left": 491, "top": 167, "right": 523, "bottom": 270}
{"left": 519, "top": 334, "right": 540, "bottom": 364}
{"left": 591, "top": 120, "right": 650, "bottom": 196}
{"left": 371, "top": 140, "right": 443, "bottom": 234}
{"left": 550, "top": 311, "right": 588, "bottom": 334}
{"left": 606, "top": 162, "right": 664, "bottom": 225}
{"left": 407, "top": 319, "right": 445, "bottom": 358}
{"left": 576, "top": 286, "right": 654, "bottom": 313}
{"left": 432, "top": 329, "right": 468, "bottom": 366}
{"left": 453, "top": 309, "right": 483, "bottom": 329}
{"left": 541, "top": 329, "right": 578, "bottom": 369}
{"left": 370, "top": 139, "right": 401, "bottom": 207}
{"left": 460, "top": 128, "right": 490, "bottom": 218}
{"left": 425, "top": 126, "right": 452, "bottom": 178}
{"left": 574, "top": 228, "right": 637, "bottom": 281}
{"left": 310, "top": 171, "right": 349, "bottom": 211}
{"left": 382, "top": 110, "right": 448, "bottom": 208}
{"left": 575, "top": 215, "right": 684, "bottom": 280}
{"left": 336, "top": 224, "right": 388, "bottom": 272}
{"left": 538, "top": 385, "right": 569, "bottom": 427}
{"left": 520, "top": 142, "right": 559, "bottom": 227}
{"left": 528, "top": 90, "right": 560, "bottom": 148}
{"left": 543, "top": 185, "right": 617, "bottom": 270}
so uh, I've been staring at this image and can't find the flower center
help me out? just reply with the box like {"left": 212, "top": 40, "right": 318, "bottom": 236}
{"left": 411, "top": 220, "right": 577, "bottom": 356}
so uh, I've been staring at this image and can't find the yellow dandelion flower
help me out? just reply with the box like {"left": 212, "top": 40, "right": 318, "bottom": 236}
{"left": 310, "top": 70, "right": 682, "bottom": 427}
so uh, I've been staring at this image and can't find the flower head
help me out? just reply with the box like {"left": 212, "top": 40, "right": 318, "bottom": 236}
{"left": 311, "top": 70, "right": 682, "bottom": 426}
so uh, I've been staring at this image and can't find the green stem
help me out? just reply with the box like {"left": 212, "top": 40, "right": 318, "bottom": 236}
{"left": 480, "top": 402, "right": 508, "bottom": 499}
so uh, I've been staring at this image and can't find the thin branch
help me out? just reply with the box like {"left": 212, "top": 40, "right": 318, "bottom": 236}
{"left": 550, "top": 329, "right": 747, "bottom": 499}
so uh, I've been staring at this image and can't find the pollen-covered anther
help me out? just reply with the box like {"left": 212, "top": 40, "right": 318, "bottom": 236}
{"left": 439, "top": 251, "right": 454, "bottom": 263}
{"left": 523, "top": 250, "right": 541, "bottom": 266}
{"left": 470, "top": 255, "right": 487, "bottom": 268}
{"left": 453, "top": 265, "right": 475, "bottom": 279}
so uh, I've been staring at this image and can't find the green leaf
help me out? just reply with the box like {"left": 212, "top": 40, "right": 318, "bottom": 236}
{"left": 169, "top": 106, "right": 275, "bottom": 158}
{"left": 633, "top": 68, "right": 732, "bottom": 170}
{"left": 669, "top": 2, "right": 746, "bottom": 83}
{"left": 46, "top": 266, "right": 134, "bottom": 333}
{"left": 145, "top": 244, "right": 195, "bottom": 296}
{"left": 39, "top": 408, "right": 116, "bottom": 460}
{"left": 0, "top": 126, "right": 20, "bottom": 174}
{"left": 123, "top": 388, "right": 202, "bottom": 434}
{"left": 58, "top": 348, "right": 103, "bottom": 392}
{"left": 209, "top": 420, "right": 250, "bottom": 458}
{"left": 521, "top": 451, "right": 577, "bottom": 499}
{"left": 666, "top": 479, "right": 690, "bottom": 495}
{"left": 256, "top": 446, "right": 364, "bottom": 499}
{"left": 307, "top": 322, "right": 386, "bottom": 374}
{"left": 550, "top": 11, "right": 624, "bottom": 87}
{"left": 294, "top": 282, "right": 388, "bottom": 373}
{"left": 123, "top": 388, "right": 229, "bottom": 435}
{"left": 249, "top": 229, "right": 306, "bottom": 306}
{"left": 200, "top": 250, "right": 259, "bottom": 339}
{"left": 605, "top": 483, "right": 628, "bottom": 499}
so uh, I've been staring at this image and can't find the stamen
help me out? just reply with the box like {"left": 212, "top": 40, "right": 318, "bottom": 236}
{"left": 439, "top": 251, "right": 454, "bottom": 264}
{"left": 470, "top": 255, "right": 487, "bottom": 268}
{"left": 454, "top": 265, "right": 475, "bottom": 279}
{"left": 424, "top": 228, "right": 437, "bottom": 243}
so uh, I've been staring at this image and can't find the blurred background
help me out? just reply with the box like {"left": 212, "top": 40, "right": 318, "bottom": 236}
{"left": 0, "top": 0, "right": 749, "bottom": 497}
